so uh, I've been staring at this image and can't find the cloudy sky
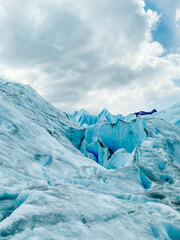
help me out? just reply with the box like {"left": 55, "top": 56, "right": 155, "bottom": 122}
{"left": 0, "top": 0, "right": 180, "bottom": 115}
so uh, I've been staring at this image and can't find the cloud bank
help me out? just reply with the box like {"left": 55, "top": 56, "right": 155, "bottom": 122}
{"left": 0, "top": 0, "right": 179, "bottom": 114}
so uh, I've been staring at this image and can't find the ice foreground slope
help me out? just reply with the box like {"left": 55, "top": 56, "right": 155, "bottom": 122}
{"left": 0, "top": 81, "right": 180, "bottom": 239}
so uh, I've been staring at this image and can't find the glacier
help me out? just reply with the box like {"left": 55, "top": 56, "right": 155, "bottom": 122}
{"left": 68, "top": 108, "right": 136, "bottom": 127}
{"left": 0, "top": 80, "right": 180, "bottom": 240}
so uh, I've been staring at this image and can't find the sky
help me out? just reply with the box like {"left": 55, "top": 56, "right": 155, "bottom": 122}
{"left": 0, "top": 0, "right": 180, "bottom": 115}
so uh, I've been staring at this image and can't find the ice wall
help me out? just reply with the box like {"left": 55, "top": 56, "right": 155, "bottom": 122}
{"left": 80, "top": 117, "right": 146, "bottom": 168}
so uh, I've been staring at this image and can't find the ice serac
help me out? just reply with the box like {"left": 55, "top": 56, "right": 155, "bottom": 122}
{"left": 68, "top": 108, "right": 97, "bottom": 127}
{"left": 97, "top": 108, "right": 116, "bottom": 123}
{"left": 0, "top": 80, "right": 180, "bottom": 240}
{"left": 69, "top": 108, "right": 136, "bottom": 127}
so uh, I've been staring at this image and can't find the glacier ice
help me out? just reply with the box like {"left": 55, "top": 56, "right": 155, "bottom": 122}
{"left": 155, "top": 102, "right": 180, "bottom": 126}
{"left": 79, "top": 117, "right": 146, "bottom": 167}
{"left": 69, "top": 108, "right": 136, "bottom": 127}
{"left": 103, "top": 148, "right": 135, "bottom": 169}
{"left": 0, "top": 80, "right": 180, "bottom": 239}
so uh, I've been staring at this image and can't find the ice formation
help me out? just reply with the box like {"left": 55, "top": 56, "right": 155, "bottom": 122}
{"left": 69, "top": 108, "right": 136, "bottom": 127}
{"left": 79, "top": 117, "right": 146, "bottom": 166}
{"left": 0, "top": 80, "right": 180, "bottom": 240}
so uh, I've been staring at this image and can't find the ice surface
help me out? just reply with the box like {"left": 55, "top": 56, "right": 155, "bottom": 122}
{"left": 0, "top": 81, "right": 180, "bottom": 239}
{"left": 103, "top": 148, "right": 135, "bottom": 169}
{"left": 155, "top": 102, "right": 180, "bottom": 126}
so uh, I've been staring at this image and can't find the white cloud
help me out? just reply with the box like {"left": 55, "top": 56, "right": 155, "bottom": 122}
{"left": 0, "top": 0, "right": 179, "bottom": 114}
{"left": 147, "top": 9, "right": 161, "bottom": 31}
{"left": 175, "top": 8, "right": 180, "bottom": 26}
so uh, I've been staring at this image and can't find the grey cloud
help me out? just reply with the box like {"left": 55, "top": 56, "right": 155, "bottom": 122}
{"left": 0, "top": 1, "right": 90, "bottom": 66}
{"left": 0, "top": 0, "right": 179, "bottom": 114}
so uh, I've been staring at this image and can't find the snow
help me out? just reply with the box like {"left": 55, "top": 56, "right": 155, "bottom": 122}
{"left": 0, "top": 81, "right": 180, "bottom": 239}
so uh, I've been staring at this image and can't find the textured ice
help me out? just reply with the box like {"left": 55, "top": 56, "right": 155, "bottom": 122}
{"left": 103, "top": 148, "right": 135, "bottom": 169}
{"left": 0, "top": 81, "right": 180, "bottom": 239}
{"left": 70, "top": 108, "right": 146, "bottom": 168}
{"left": 79, "top": 117, "right": 146, "bottom": 167}
{"left": 155, "top": 102, "right": 180, "bottom": 126}
{"left": 68, "top": 109, "right": 97, "bottom": 127}
{"left": 69, "top": 108, "right": 136, "bottom": 127}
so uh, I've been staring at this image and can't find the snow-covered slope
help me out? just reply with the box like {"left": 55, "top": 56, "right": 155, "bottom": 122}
{"left": 0, "top": 80, "right": 84, "bottom": 151}
{"left": 0, "top": 81, "right": 180, "bottom": 240}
